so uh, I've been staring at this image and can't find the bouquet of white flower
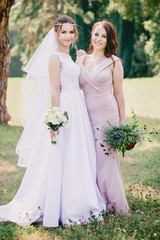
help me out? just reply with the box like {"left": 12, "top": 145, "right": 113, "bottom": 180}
{"left": 42, "top": 107, "right": 69, "bottom": 144}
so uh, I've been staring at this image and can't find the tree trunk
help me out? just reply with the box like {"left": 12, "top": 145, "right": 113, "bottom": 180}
{"left": 54, "top": 0, "right": 58, "bottom": 20}
{"left": 60, "top": 0, "right": 64, "bottom": 14}
{"left": 0, "top": 0, "right": 15, "bottom": 124}
{"left": 118, "top": 20, "right": 135, "bottom": 77}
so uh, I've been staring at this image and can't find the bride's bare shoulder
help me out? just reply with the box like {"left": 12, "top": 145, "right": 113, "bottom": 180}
{"left": 49, "top": 53, "right": 61, "bottom": 68}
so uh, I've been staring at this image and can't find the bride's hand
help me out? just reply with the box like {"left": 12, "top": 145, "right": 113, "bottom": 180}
{"left": 50, "top": 130, "right": 60, "bottom": 140}
{"left": 77, "top": 49, "right": 87, "bottom": 57}
{"left": 50, "top": 130, "right": 55, "bottom": 140}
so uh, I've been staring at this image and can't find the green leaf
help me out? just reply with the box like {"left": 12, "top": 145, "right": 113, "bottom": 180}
{"left": 64, "top": 111, "right": 69, "bottom": 120}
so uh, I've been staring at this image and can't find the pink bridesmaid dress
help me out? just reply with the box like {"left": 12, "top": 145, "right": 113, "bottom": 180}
{"left": 77, "top": 55, "right": 129, "bottom": 214}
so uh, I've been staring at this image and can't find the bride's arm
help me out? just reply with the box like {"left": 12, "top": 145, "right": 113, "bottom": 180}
{"left": 48, "top": 54, "right": 61, "bottom": 138}
{"left": 48, "top": 54, "right": 61, "bottom": 107}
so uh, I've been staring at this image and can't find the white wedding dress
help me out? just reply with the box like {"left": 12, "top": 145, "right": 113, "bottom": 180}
{"left": 0, "top": 52, "right": 105, "bottom": 228}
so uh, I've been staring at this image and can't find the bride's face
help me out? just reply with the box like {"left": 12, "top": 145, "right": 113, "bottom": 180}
{"left": 56, "top": 24, "right": 76, "bottom": 47}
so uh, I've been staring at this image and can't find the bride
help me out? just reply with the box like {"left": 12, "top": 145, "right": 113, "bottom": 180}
{"left": 0, "top": 15, "right": 105, "bottom": 228}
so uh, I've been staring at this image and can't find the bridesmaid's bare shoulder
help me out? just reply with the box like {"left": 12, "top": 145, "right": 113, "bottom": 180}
{"left": 109, "top": 55, "right": 122, "bottom": 71}
{"left": 112, "top": 55, "right": 122, "bottom": 63}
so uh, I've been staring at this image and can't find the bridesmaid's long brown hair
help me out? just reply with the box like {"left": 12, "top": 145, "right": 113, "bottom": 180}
{"left": 89, "top": 20, "right": 119, "bottom": 58}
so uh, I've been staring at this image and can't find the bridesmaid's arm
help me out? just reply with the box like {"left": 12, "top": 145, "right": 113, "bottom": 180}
{"left": 75, "top": 52, "right": 84, "bottom": 91}
{"left": 112, "top": 60, "right": 125, "bottom": 122}
{"left": 76, "top": 49, "right": 87, "bottom": 58}
{"left": 48, "top": 54, "right": 61, "bottom": 107}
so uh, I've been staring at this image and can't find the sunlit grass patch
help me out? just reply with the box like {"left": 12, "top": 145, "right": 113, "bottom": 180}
{"left": 124, "top": 76, "right": 160, "bottom": 119}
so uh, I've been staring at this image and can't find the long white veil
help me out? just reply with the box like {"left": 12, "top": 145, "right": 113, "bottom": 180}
{"left": 16, "top": 27, "right": 58, "bottom": 167}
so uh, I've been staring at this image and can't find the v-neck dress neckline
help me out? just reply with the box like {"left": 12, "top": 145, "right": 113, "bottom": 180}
{"left": 82, "top": 55, "right": 107, "bottom": 76}
{"left": 80, "top": 55, "right": 118, "bottom": 80}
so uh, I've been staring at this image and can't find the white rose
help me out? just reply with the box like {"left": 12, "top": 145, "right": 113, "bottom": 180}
{"left": 55, "top": 111, "right": 63, "bottom": 119}
{"left": 51, "top": 118, "right": 60, "bottom": 125}
{"left": 47, "top": 114, "right": 55, "bottom": 123}
{"left": 62, "top": 115, "right": 68, "bottom": 123}
{"left": 51, "top": 107, "right": 61, "bottom": 113}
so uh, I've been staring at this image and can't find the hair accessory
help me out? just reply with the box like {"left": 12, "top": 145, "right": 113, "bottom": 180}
{"left": 55, "top": 23, "right": 76, "bottom": 26}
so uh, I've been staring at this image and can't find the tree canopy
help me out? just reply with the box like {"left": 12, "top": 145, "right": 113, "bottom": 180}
{"left": 9, "top": 0, "right": 160, "bottom": 78}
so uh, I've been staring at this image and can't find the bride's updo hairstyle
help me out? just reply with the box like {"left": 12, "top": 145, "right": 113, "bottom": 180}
{"left": 89, "top": 20, "right": 119, "bottom": 57}
{"left": 54, "top": 15, "right": 78, "bottom": 41}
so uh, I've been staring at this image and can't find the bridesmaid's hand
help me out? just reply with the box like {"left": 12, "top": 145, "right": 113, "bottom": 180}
{"left": 77, "top": 49, "right": 87, "bottom": 57}
{"left": 120, "top": 120, "right": 126, "bottom": 125}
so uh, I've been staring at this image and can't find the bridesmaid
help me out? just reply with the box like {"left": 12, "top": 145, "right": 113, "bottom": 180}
{"left": 77, "top": 20, "right": 129, "bottom": 215}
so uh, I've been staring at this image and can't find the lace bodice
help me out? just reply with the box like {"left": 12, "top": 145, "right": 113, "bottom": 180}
{"left": 51, "top": 52, "right": 81, "bottom": 92}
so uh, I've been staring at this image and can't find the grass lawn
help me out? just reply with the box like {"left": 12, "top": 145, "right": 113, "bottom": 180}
{"left": 0, "top": 77, "right": 159, "bottom": 239}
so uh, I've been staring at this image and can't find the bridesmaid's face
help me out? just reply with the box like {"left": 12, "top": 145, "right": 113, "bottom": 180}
{"left": 92, "top": 25, "right": 107, "bottom": 52}
{"left": 55, "top": 24, "right": 76, "bottom": 47}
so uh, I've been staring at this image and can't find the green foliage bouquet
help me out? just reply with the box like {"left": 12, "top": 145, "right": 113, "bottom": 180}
{"left": 103, "top": 110, "right": 145, "bottom": 157}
